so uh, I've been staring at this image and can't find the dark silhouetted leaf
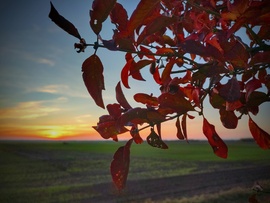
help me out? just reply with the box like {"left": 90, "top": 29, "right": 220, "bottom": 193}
{"left": 246, "top": 91, "right": 269, "bottom": 107}
{"left": 180, "top": 40, "right": 224, "bottom": 62}
{"left": 107, "top": 103, "right": 122, "bottom": 119}
{"left": 111, "top": 139, "right": 133, "bottom": 191}
{"left": 117, "top": 107, "right": 148, "bottom": 131}
{"left": 182, "top": 113, "right": 188, "bottom": 141}
{"left": 116, "top": 82, "right": 132, "bottom": 110}
{"left": 49, "top": 2, "right": 81, "bottom": 39}
{"left": 147, "top": 128, "right": 168, "bottom": 149}
{"left": 219, "top": 77, "right": 241, "bottom": 102}
{"left": 93, "top": 119, "right": 128, "bottom": 140}
{"left": 203, "top": 117, "right": 228, "bottom": 159}
{"left": 219, "top": 108, "right": 238, "bottom": 129}
{"left": 249, "top": 116, "right": 270, "bottom": 149}
{"left": 130, "top": 126, "right": 143, "bottom": 144}
{"left": 245, "top": 78, "right": 262, "bottom": 101}
{"left": 176, "top": 117, "right": 184, "bottom": 140}
{"left": 82, "top": 54, "right": 105, "bottom": 109}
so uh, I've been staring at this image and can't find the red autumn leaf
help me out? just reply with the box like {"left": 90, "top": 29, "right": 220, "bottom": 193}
{"left": 130, "top": 126, "right": 143, "bottom": 144}
{"left": 82, "top": 54, "right": 105, "bottom": 109}
{"left": 223, "top": 38, "right": 249, "bottom": 68}
{"left": 180, "top": 40, "right": 224, "bottom": 62}
{"left": 258, "top": 68, "right": 267, "bottom": 84}
{"left": 250, "top": 51, "right": 270, "bottom": 66}
{"left": 156, "top": 47, "right": 175, "bottom": 55}
{"left": 139, "top": 46, "right": 155, "bottom": 59}
{"left": 117, "top": 107, "right": 148, "bottom": 130}
{"left": 249, "top": 116, "right": 270, "bottom": 149}
{"left": 146, "top": 110, "right": 166, "bottom": 124}
{"left": 107, "top": 103, "right": 122, "bottom": 119}
{"left": 147, "top": 128, "right": 168, "bottom": 149}
{"left": 182, "top": 113, "right": 188, "bottom": 141}
{"left": 126, "top": 0, "right": 161, "bottom": 35}
{"left": 111, "top": 139, "right": 133, "bottom": 191}
{"left": 90, "top": 0, "right": 116, "bottom": 35}
{"left": 121, "top": 58, "right": 133, "bottom": 89}
{"left": 219, "top": 77, "right": 241, "bottom": 102}
{"left": 161, "top": 58, "right": 175, "bottom": 86}
{"left": 219, "top": 108, "right": 238, "bottom": 129}
{"left": 153, "top": 66, "right": 162, "bottom": 85}
{"left": 49, "top": 2, "right": 81, "bottom": 40}
{"left": 246, "top": 91, "right": 269, "bottom": 107}
{"left": 202, "top": 117, "right": 228, "bottom": 159}
{"left": 93, "top": 120, "right": 128, "bottom": 139}
{"left": 115, "top": 82, "right": 132, "bottom": 110}
{"left": 130, "top": 60, "right": 153, "bottom": 74}
{"left": 130, "top": 69, "right": 145, "bottom": 81}
{"left": 137, "top": 16, "right": 176, "bottom": 45}
{"left": 133, "top": 93, "right": 158, "bottom": 107}
{"left": 245, "top": 78, "right": 262, "bottom": 101}
{"left": 110, "top": 2, "right": 128, "bottom": 32}
{"left": 158, "top": 92, "right": 194, "bottom": 115}
{"left": 225, "top": 100, "right": 243, "bottom": 111}
{"left": 210, "top": 93, "right": 225, "bottom": 109}
{"left": 176, "top": 117, "right": 184, "bottom": 140}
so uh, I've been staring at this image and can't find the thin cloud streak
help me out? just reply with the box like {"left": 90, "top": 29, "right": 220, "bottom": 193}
{"left": 0, "top": 101, "right": 61, "bottom": 120}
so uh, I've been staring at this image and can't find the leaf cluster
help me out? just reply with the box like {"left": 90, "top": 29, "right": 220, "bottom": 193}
{"left": 49, "top": 0, "right": 270, "bottom": 191}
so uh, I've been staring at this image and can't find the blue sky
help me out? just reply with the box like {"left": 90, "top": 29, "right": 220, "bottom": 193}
{"left": 0, "top": 0, "right": 269, "bottom": 140}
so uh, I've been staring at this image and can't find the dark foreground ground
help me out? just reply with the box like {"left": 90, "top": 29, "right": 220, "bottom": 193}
{"left": 89, "top": 165, "right": 270, "bottom": 203}
{"left": 0, "top": 141, "right": 270, "bottom": 203}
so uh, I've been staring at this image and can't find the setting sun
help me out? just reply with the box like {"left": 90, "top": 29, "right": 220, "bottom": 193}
{"left": 47, "top": 130, "right": 61, "bottom": 139}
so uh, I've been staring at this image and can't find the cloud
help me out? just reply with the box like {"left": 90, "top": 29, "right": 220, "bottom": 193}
{"left": 31, "top": 84, "right": 89, "bottom": 98}
{"left": 35, "top": 58, "right": 55, "bottom": 66}
{"left": 34, "top": 84, "right": 70, "bottom": 94}
{"left": 75, "top": 114, "right": 92, "bottom": 123}
{"left": 4, "top": 49, "right": 56, "bottom": 67}
{"left": 0, "top": 100, "right": 60, "bottom": 120}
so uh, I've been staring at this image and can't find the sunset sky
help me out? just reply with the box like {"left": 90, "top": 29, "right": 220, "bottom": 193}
{"left": 0, "top": 0, "right": 269, "bottom": 141}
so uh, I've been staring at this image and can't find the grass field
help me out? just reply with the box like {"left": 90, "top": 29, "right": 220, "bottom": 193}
{"left": 0, "top": 140, "right": 270, "bottom": 203}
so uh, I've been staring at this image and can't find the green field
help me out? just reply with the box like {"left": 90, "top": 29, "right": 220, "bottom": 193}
{"left": 0, "top": 140, "right": 270, "bottom": 203}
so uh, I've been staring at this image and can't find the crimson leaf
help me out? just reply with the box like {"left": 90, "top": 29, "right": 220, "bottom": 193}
{"left": 115, "top": 82, "right": 132, "bottom": 110}
{"left": 249, "top": 116, "right": 270, "bottom": 149}
{"left": 203, "top": 117, "right": 228, "bottom": 159}
{"left": 219, "top": 77, "right": 241, "bottom": 102}
{"left": 82, "top": 54, "right": 105, "bottom": 109}
{"left": 219, "top": 108, "right": 238, "bottom": 129}
{"left": 111, "top": 139, "right": 133, "bottom": 191}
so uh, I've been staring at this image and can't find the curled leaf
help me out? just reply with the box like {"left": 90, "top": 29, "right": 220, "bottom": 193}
{"left": 49, "top": 2, "right": 81, "bottom": 39}
{"left": 116, "top": 82, "right": 132, "bottom": 110}
{"left": 176, "top": 117, "right": 184, "bottom": 140}
{"left": 111, "top": 139, "right": 133, "bottom": 191}
{"left": 147, "top": 128, "right": 168, "bottom": 149}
